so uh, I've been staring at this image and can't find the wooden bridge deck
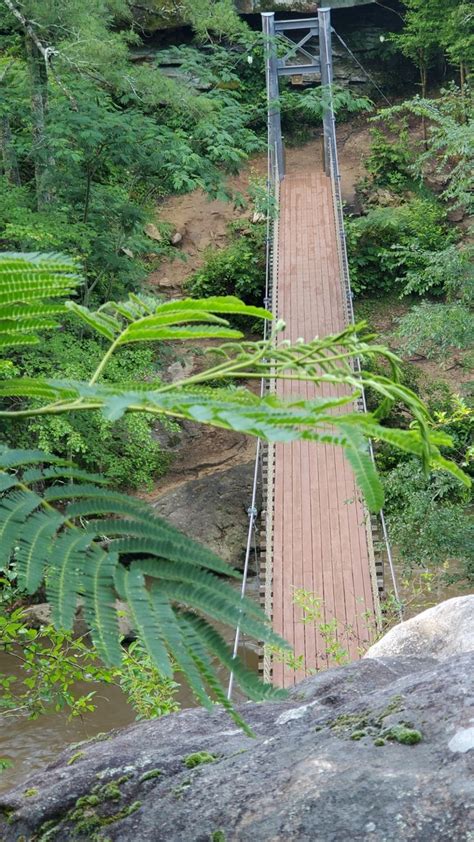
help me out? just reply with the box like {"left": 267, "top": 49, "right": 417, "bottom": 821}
{"left": 269, "top": 171, "right": 378, "bottom": 688}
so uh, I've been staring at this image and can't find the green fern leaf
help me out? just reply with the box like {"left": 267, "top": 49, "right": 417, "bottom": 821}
{"left": 154, "top": 296, "right": 271, "bottom": 321}
{"left": 22, "top": 466, "right": 109, "bottom": 486}
{"left": 148, "top": 582, "right": 212, "bottom": 708}
{"left": 0, "top": 447, "right": 65, "bottom": 469}
{"left": 114, "top": 565, "right": 174, "bottom": 678}
{"left": 0, "top": 490, "right": 42, "bottom": 570}
{"left": 17, "top": 509, "right": 64, "bottom": 592}
{"left": 149, "top": 576, "right": 283, "bottom": 647}
{"left": 119, "top": 324, "right": 243, "bottom": 343}
{"left": 82, "top": 550, "right": 122, "bottom": 665}
{"left": 47, "top": 531, "right": 94, "bottom": 629}
{"left": 340, "top": 424, "right": 384, "bottom": 512}
{"left": 66, "top": 302, "right": 120, "bottom": 341}
{"left": 0, "top": 473, "right": 19, "bottom": 492}
{"left": 0, "top": 379, "right": 76, "bottom": 399}
{"left": 177, "top": 613, "right": 253, "bottom": 733}
{"left": 0, "top": 333, "right": 39, "bottom": 348}
{"left": 181, "top": 612, "right": 287, "bottom": 701}
{"left": 95, "top": 530, "right": 240, "bottom": 579}
{"left": 135, "top": 558, "right": 260, "bottom": 618}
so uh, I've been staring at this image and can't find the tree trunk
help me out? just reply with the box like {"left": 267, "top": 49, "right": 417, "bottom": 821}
{"left": 0, "top": 113, "right": 21, "bottom": 186}
{"left": 25, "top": 34, "right": 52, "bottom": 209}
{"left": 420, "top": 58, "right": 428, "bottom": 151}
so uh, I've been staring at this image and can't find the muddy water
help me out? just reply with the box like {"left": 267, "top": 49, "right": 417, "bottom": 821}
{"left": 0, "top": 638, "right": 258, "bottom": 793}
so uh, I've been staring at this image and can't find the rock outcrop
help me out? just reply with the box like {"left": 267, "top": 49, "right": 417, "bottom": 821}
{"left": 2, "top": 651, "right": 473, "bottom": 841}
{"left": 365, "top": 595, "right": 474, "bottom": 662}
{"left": 153, "top": 460, "right": 260, "bottom": 571}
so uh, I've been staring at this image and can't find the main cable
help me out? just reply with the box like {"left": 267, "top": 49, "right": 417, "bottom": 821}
{"left": 332, "top": 27, "right": 392, "bottom": 106}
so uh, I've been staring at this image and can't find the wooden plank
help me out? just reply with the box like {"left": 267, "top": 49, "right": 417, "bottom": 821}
{"left": 270, "top": 171, "right": 376, "bottom": 687}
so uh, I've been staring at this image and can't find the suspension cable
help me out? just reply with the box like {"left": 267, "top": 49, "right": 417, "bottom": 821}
{"left": 227, "top": 105, "right": 275, "bottom": 701}
{"left": 332, "top": 27, "right": 392, "bottom": 106}
{"left": 322, "top": 33, "right": 403, "bottom": 618}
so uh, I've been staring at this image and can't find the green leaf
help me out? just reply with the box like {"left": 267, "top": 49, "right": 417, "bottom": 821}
{"left": 82, "top": 550, "right": 122, "bottom": 665}
{"left": 47, "top": 532, "right": 94, "bottom": 629}
{"left": 17, "top": 510, "right": 64, "bottom": 593}
{"left": 340, "top": 424, "right": 384, "bottom": 512}
{"left": 0, "top": 490, "right": 42, "bottom": 570}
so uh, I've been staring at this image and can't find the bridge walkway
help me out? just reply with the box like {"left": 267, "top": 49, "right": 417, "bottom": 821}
{"left": 267, "top": 170, "right": 378, "bottom": 688}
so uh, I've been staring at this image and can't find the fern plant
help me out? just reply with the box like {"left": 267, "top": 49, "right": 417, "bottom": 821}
{"left": 0, "top": 252, "right": 470, "bottom": 726}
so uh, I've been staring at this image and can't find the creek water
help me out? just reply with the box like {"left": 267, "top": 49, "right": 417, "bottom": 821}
{"left": 0, "top": 640, "right": 257, "bottom": 794}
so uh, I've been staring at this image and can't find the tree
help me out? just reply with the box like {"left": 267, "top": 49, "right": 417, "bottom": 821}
{"left": 0, "top": 253, "right": 469, "bottom": 723}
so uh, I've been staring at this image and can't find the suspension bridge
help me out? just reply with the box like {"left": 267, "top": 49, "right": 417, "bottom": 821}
{"left": 261, "top": 8, "right": 382, "bottom": 688}
{"left": 229, "top": 9, "right": 396, "bottom": 697}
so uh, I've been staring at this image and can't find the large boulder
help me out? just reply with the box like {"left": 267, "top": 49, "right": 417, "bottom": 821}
{"left": 1, "top": 652, "right": 473, "bottom": 840}
{"left": 153, "top": 460, "right": 260, "bottom": 571}
{"left": 365, "top": 595, "right": 474, "bottom": 661}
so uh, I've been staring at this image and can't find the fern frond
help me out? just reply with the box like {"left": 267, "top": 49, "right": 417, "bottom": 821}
{"left": 114, "top": 565, "right": 174, "bottom": 679}
{"left": 0, "top": 253, "right": 82, "bottom": 348}
{"left": 339, "top": 424, "right": 384, "bottom": 512}
{"left": 17, "top": 509, "right": 64, "bottom": 592}
{"left": 0, "top": 489, "right": 42, "bottom": 569}
{"left": 148, "top": 583, "right": 212, "bottom": 708}
{"left": 154, "top": 577, "right": 284, "bottom": 647}
{"left": 22, "top": 466, "right": 109, "bottom": 486}
{"left": 82, "top": 550, "right": 122, "bottom": 665}
{"left": 0, "top": 446, "right": 66, "bottom": 468}
{"left": 95, "top": 531, "right": 239, "bottom": 578}
{"left": 177, "top": 613, "right": 253, "bottom": 732}
{"left": 47, "top": 532, "right": 94, "bottom": 629}
{"left": 0, "top": 447, "right": 288, "bottom": 721}
{"left": 131, "top": 558, "right": 257, "bottom": 616}
{"left": 181, "top": 612, "right": 286, "bottom": 701}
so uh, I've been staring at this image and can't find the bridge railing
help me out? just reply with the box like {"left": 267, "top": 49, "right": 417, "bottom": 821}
{"left": 227, "top": 134, "right": 280, "bottom": 698}
{"left": 323, "top": 69, "right": 402, "bottom": 618}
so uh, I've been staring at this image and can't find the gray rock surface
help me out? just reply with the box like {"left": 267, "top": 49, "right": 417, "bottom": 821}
{"left": 365, "top": 595, "right": 474, "bottom": 661}
{"left": 1, "top": 653, "right": 473, "bottom": 841}
{"left": 153, "top": 461, "right": 260, "bottom": 571}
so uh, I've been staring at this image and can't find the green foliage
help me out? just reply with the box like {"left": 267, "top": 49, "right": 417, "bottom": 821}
{"left": 364, "top": 125, "right": 414, "bottom": 191}
{"left": 118, "top": 640, "right": 181, "bottom": 720}
{"left": 5, "top": 330, "right": 170, "bottom": 489}
{"left": 0, "top": 0, "right": 264, "bottom": 306}
{"left": 280, "top": 84, "right": 372, "bottom": 144}
{"left": 346, "top": 198, "right": 450, "bottom": 294}
{"left": 185, "top": 223, "right": 266, "bottom": 309}
{"left": 394, "top": 243, "right": 473, "bottom": 298}
{"left": 383, "top": 459, "right": 473, "bottom": 581}
{"left": 373, "top": 87, "right": 474, "bottom": 212}
{"left": 0, "top": 252, "right": 81, "bottom": 349}
{"left": 0, "top": 610, "right": 117, "bottom": 719}
{"left": 390, "top": 0, "right": 473, "bottom": 92}
{"left": 0, "top": 451, "right": 285, "bottom": 727}
{"left": 396, "top": 302, "right": 474, "bottom": 360}
{"left": 0, "top": 253, "right": 470, "bottom": 720}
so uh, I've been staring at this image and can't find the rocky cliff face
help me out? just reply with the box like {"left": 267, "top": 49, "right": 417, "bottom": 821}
{"left": 1, "top": 598, "right": 473, "bottom": 841}
{"left": 131, "top": 0, "right": 377, "bottom": 33}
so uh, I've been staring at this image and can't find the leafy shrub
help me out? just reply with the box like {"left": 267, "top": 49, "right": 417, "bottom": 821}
{"left": 396, "top": 302, "right": 474, "bottom": 360}
{"left": 0, "top": 611, "right": 180, "bottom": 721}
{"left": 280, "top": 84, "right": 372, "bottom": 145}
{"left": 186, "top": 222, "right": 266, "bottom": 308}
{"left": 3, "top": 331, "right": 170, "bottom": 490}
{"left": 364, "top": 126, "right": 414, "bottom": 191}
{"left": 394, "top": 243, "right": 473, "bottom": 298}
{"left": 383, "top": 459, "right": 473, "bottom": 582}
{"left": 346, "top": 198, "right": 450, "bottom": 295}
